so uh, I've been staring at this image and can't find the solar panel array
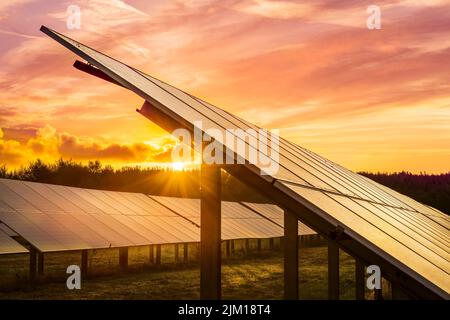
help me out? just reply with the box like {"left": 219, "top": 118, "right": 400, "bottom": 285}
{"left": 150, "top": 195, "right": 288, "bottom": 240}
{"left": 0, "top": 179, "right": 199, "bottom": 252}
{"left": 40, "top": 27, "right": 450, "bottom": 296}
{"left": 0, "top": 179, "right": 302, "bottom": 253}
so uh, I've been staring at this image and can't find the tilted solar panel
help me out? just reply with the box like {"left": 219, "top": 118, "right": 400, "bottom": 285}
{"left": 276, "top": 181, "right": 449, "bottom": 293}
{"left": 39, "top": 26, "right": 449, "bottom": 297}
{"left": 0, "top": 223, "right": 18, "bottom": 237}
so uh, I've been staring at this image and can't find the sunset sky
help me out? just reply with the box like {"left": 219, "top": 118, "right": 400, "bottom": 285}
{"left": 0, "top": 0, "right": 449, "bottom": 173}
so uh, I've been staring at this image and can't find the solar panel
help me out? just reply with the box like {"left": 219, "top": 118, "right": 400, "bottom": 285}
{"left": 84, "top": 188, "right": 198, "bottom": 243}
{"left": 0, "top": 229, "right": 28, "bottom": 255}
{"left": 0, "top": 180, "right": 41, "bottom": 213}
{"left": 275, "top": 181, "right": 449, "bottom": 293}
{"left": 0, "top": 210, "right": 65, "bottom": 252}
{"left": 150, "top": 196, "right": 284, "bottom": 240}
{"left": 39, "top": 26, "right": 450, "bottom": 297}
{"left": 0, "top": 179, "right": 205, "bottom": 249}
{"left": 65, "top": 187, "right": 189, "bottom": 245}
{"left": 241, "top": 202, "right": 316, "bottom": 236}
{"left": 0, "top": 223, "right": 18, "bottom": 237}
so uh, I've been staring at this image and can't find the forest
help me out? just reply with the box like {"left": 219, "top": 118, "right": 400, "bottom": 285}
{"left": 1, "top": 159, "right": 448, "bottom": 214}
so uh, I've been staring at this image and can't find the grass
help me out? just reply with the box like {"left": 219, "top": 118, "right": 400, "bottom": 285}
{"left": 0, "top": 241, "right": 373, "bottom": 300}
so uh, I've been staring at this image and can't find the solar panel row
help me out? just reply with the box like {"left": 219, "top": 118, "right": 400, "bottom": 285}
{"left": 150, "top": 195, "right": 291, "bottom": 240}
{"left": 0, "top": 179, "right": 306, "bottom": 253}
{"left": 39, "top": 27, "right": 450, "bottom": 296}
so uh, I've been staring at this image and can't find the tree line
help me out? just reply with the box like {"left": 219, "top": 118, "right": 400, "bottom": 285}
{"left": 359, "top": 171, "right": 450, "bottom": 215}
{"left": 0, "top": 159, "right": 448, "bottom": 214}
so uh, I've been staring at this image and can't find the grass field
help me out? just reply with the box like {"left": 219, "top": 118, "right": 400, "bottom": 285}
{"left": 0, "top": 241, "right": 383, "bottom": 300}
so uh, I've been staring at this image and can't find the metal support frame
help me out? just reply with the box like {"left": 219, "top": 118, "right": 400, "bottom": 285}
{"left": 119, "top": 247, "right": 128, "bottom": 271}
{"left": 230, "top": 240, "right": 235, "bottom": 255}
{"left": 269, "top": 238, "right": 274, "bottom": 250}
{"left": 328, "top": 240, "right": 340, "bottom": 300}
{"left": 175, "top": 244, "right": 179, "bottom": 263}
{"left": 284, "top": 210, "right": 299, "bottom": 300}
{"left": 156, "top": 245, "right": 161, "bottom": 265}
{"left": 29, "top": 247, "right": 37, "bottom": 282}
{"left": 81, "top": 249, "right": 88, "bottom": 278}
{"left": 37, "top": 251, "right": 44, "bottom": 277}
{"left": 374, "top": 273, "right": 383, "bottom": 300}
{"left": 74, "top": 60, "right": 125, "bottom": 88}
{"left": 245, "top": 239, "right": 250, "bottom": 253}
{"left": 257, "top": 239, "right": 262, "bottom": 252}
{"left": 184, "top": 243, "right": 189, "bottom": 263}
{"left": 375, "top": 286, "right": 383, "bottom": 300}
{"left": 149, "top": 245, "right": 154, "bottom": 264}
{"left": 200, "top": 164, "right": 222, "bottom": 300}
{"left": 355, "top": 259, "right": 365, "bottom": 300}
{"left": 225, "top": 240, "right": 231, "bottom": 258}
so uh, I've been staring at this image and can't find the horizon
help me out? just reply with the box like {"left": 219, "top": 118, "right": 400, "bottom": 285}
{"left": 1, "top": 1, "right": 449, "bottom": 173}
{"left": 1, "top": 157, "right": 450, "bottom": 176}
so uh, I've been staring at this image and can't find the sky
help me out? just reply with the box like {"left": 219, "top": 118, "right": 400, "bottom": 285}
{"left": 0, "top": 0, "right": 449, "bottom": 173}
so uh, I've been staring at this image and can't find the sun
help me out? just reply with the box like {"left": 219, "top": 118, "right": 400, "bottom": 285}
{"left": 171, "top": 162, "right": 185, "bottom": 171}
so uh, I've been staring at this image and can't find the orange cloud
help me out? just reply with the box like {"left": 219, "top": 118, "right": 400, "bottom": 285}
{"left": 0, "top": 125, "right": 176, "bottom": 169}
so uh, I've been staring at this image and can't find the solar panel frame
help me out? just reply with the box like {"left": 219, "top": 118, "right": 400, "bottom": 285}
{"left": 0, "top": 229, "right": 28, "bottom": 255}
{"left": 0, "top": 222, "right": 18, "bottom": 237}
{"left": 241, "top": 202, "right": 317, "bottom": 236}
